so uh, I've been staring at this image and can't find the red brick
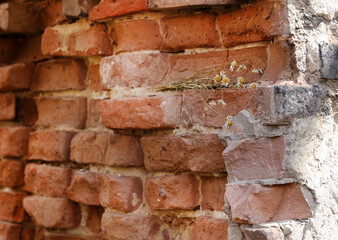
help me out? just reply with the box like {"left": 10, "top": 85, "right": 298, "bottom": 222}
{"left": 149, "top": 0, "right": 243, "bottom": 9}
{"left": 0, "top": 2, "right": 40, "bottom": 34}
{"left": 34, "top": 96, "right": 87, "bottom": 128}
{"left": 99, "top": 95, "right": 182, "bottom": 129}
{"left": 63, "top": 0, "right": 100, "bottom": 18}
{"left": 85, "top": 206, "right": 104, "bottom": 234}
{"left": 225, "top": 183, "right": 312, "bottom": 224}
{"left": 0, "top": 221, "right": 22, "bottom": 240}
{"left": 31, "top": 59, "right": 87, "bottom": 91}
{"left": 16, "top": 97, "right": 38, "bottom": 126}
{"left": 0, "top": 63, "right": 34, "bottom": 91}
{"left": 86, "top": 99, "right": 103, "bottom": 128}
{"left": 160, "top": 14, "right": 220, "bottom": 52}
{"left": 26, "top": 130, "right": 75, "bottom": 161}
{"left": 217, "top": 0, "right": 289, "bottom": 47}
{"left": 99, "top": 174, "right": 143, "bottom": 212}
{"left": 66, "top": 171, "right": 100, "bottom": 205}
{"left": 0, "top": 159, "right": 24, "bottom": 187}
{"left": 100, "top": 53, "right": 171, "bottom": 88}
{"left": 89, "top": 0, "right": 148, "bottom": 21}
{"left": 182, "top": 89, "right": 257, "bottom": 127}
{"left": 41, "top": 22, "right": 114, "bottom": 57}
{"left": 71, "top": 132, "right": 143, "bottom": 167}
{"left": 141, "top": 134, "right": 225, "bottom": 172}
{"left": 23, "top": 196, "right": 81, "bottom": 229}
{"left": 16, "top": 36, "right": 48, "bottom": 63}
{"left": 0, "top": 38, "right": 17, "bottom": 64}
{"left": 21, "top": 228, "right": 35, "bottom": 240}
{"left": 223, "top": 137, "right": 285, "bottom": 180}
{"left": 24, "top": 163, "right": 72, "bottom": 197}
{"left": 38, "top": 0, "right": 67, "bottom": 29}
{"left": 201, "top": 177, "right": 227, "bottom": 211}
{"left": 0, "top": 127, "right": 31, "bottom": 157}
{"left": 192, "top": 217, "right": 229, "bottom": 240}
{"left": 145, "top": 174, "right": 199, "bottom": 210}
{"left": 0, "top": 191, "right": 26, "bottom": 223}
{"left": 101, "top": 212, "right": 161, "bottom": 240}
{"left": 111, "top": 19, "right": 162, "bottom": 53}
{"left": 0, "top": 92, "right": 15, "bottom": 120}
{"left": 89, "top": 64, "right": 101, "bottom": 91}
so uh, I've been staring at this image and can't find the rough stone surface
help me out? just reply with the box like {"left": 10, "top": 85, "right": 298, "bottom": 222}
{"left": 34, "top": 96, "right": 87, "bottom": 129}
{"left": 225, "top": 183, "right": 312, "bottom": 224}
{"left": 24, "top": 163, "right": 72, "bottom": 197}
{"left": 201, "top": 177, "right": 227, "bottom": 211}
{"left": 145, "top": 174, "right": 199, "bottom": 210}
{"left": 243, "top": 227, "right": 284, "bottom": 240}
{"left": 0, "top": 191, "right": 26, "bottom": 223}
{"left": 23, "top": 196, "right": 81, "bottom": 229}
{"left": 0, "top": 127, "right": 31, "bottom": 157}
{"left": 71, "top": 132, "right": 143, "bottom": 167}
{"left": 31, "top": 59, "right": 87, "bottom": 91}
{"left": 66, "top": 170, "right": 100, "bottom": 206}
{"left": 0, "top": 159, "right": 24, "bottom": 187}
{"left": 101, "top": 212, "right": 161, "bottom": 240}
{"left": 99, "top": 95, "right": 182, "bottom": 129}
{"left": 26, "top": 130, "right": 75, "bottom": 161}
{"left": 141, "top": 134, "right": 225, "bottom": 172}
{"left": 192, "top": 217, "right": 229, "bottom": 240}
{"left": 319, "top": 43, "right": 338, "bottom": 79}
{"left": 99, "top": 174, "right": 143, "bottom": 212}
{"left": 0, "top": 92, "right": 15, "bottom": 120}
{"left": 223, "top": 137, "right": 285, "bottom": 181}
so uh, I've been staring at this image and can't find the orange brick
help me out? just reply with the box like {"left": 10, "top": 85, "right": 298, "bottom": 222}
{"left": 192, "top": 217, "right": 229, "bottom": 240}
{"left": 0, "top": 127, "right": 31, "bottom": 157}
{"left": 0, "top": 191, "right": 26, "bottom": 223}
{"left": 201, "top": 177, "right": 227, "bottom": 211}
{"left": 38, "top": 0, "right": 67, "bottom": 29}
{"left": 0, "top": 159, "right": 24, "bottom": 187}
{"left": 149, "top": 0, "right": 243, "bottom": 9}
{"left": 0, "top": 221, "right": 22, "bottom": 240}
{"left": 86, "top": 99, "right": 103, "bottom": 128}
{"left": 0, "top": 63, "right": 35, "bottom": 91}
{"left": 0, "top": 92, "right": 15, "bottom": 120}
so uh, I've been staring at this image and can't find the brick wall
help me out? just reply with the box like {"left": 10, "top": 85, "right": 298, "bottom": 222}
{"left": 0, "top": 0, "right": 336, "bottom": 239}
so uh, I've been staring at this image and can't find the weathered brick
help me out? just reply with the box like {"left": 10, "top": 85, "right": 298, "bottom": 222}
{"left": 16, "top": 97, "right": 38, "bottom": 126}
{"left": 85, "top": 206, "right": 104, "bottom": 234}
{"left": 38, "top": 0, "right": 67, "bottom": 29}
{"left": 0, "top": 92, "right": 15, "bottom": 120}
{"left": 100, "top": 46, "right": 267, "bottom": 88}
{"left": 16, "top": 36, "right": 48, "bottom": 63}
{"left": 99, "top": 174, "right": 143, "bottom": 212}
{"left": 21, "top": 228, "right": 35, "bottom": 240}
{"left": 0, "top": 2, "right": 40, "bottom": 34}
{"left": 100, "top": 53, "right": 171, "bottom": 88}
{"left": 31, "top": 59, "right": 87, "bottom": 91}
{"left": 201, "top": 177, "right": 227, "bottom": 211}
{"left": 223, "top": 137, "right": 285, "bottom": 180}
{"left": 99, "top": 95, "right": 182, "bottom": 129}
{"left": 243, "top": 227, "right": 284, "bottom": 240}
{"left": 89, "top": 0, "right": 148, "bottom": 21}
{"left": 0, "top": 63, "right": 34, "bottom": 91}
{"left": 145, "top": 174, "right": 199, "bottom": 210}
{"left": 319, "top": 42, "right": 338, "bottom": 79}
{"left": 111, "top": 19, "right": 162, "bottom": 53}
{"left": 0, "top": 127, "right": 31, "bottom": 157}
{"left": 71, "top": 132, "right": 143, "bottom": 167}
{"left": 89, "top": 64, "right": 101, "bottom": 91}
{"left": 160, "top": 14, "right": 220, "bottom": 52}
{"left": 34, "top": 97, "right": 87, "bottom": 128}
{"left": 0, "top": 159, "right": 24, "bottom": 187}
{"left": 86, "top": 99, "right": 102, "bottom": 128}
{"left": 218, "top": 0, "right": 289, "bottom": 47}
{"left": 66, "top": 171, "right": 100, "bottom": 205}
{"left": 182, "top": 89, "right": 257, "bottom": 127}
{"left": 26, "top": 130, "right": 75, "bottom": 161}
{"left": 141, "top": 134, "right": 225, "bottom": 172}
{"left": 149, "top": 0, "right": 244, "bottom": 9}
{"left": 24, "top": 163, "right": 72, "bottom": 197}
{"left": 63, "top": 0, "right": 100, "bottom": 18}
{"left": 0, "top": 221, "right": 22, "bottom": 240}
{"left": 101, "top": 212, "right": 161, "bottom": 240}
{"left": 225, "top": 183, "right": 312, "bottom": 224}
{"left": 23, "top": 196, "right": 81, "bottom": 229}
{"left": 42, "top": 21, "right": 114, "bottom": 56}
{"left": 192, "top": 217, "right": 229, "bottom": 240}
{"left": 0, "top": 191, "right": 26, "bottom": 223}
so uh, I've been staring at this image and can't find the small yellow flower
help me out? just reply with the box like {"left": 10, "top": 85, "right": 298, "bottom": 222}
{"left": 213, "top": 75, "right": 221, "bottom": 83}
{"left": 237, "top": 76, "right": 245, "bottom": 84}
{"left": 222, "top": 76, "right": 230, "bottom": 87}
{"left": 225, "top": 115, "right": 233, "bottom": 128}
{"left": 236, "top": 65, "right": 247, "bottom": 72}
{"left": 250, "top": 82, "right": 257, "bottom": 88}
{"left": 230, "top": 60, "right": 237, "bottom": 71}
